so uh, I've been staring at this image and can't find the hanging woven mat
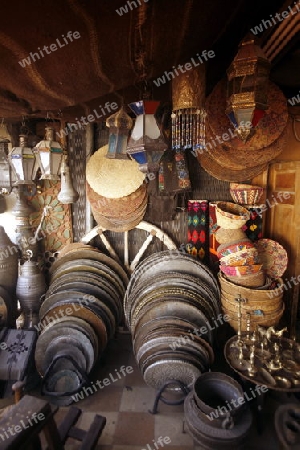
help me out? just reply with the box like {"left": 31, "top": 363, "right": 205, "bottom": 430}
{"left": 206, "top": 78, "right": 288, "bottom": 152}
{"left": 197, "top": 149, "right": 268, "bottom": 182}
{"left": 205, "top": 119, "right": 288, "bottom": 169}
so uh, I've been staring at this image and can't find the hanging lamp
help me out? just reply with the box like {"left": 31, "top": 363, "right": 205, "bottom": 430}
{"left": 226, "top": 34, "right": 271, "bottom": 141}
{"left": 33, "top": 126, "right": 63, "bottom": 180}
{"left": 126, "top": 100, "right": 167, "bottom": 173}
{"left": 8, "top": 134, "right": 36, "bottom": 185}
{"left": 0, "top": 138, "right": 13, "bottom": 194}
{"left": 171, "top": 65, "right": 206, "bottom": 153}
{"left": 105, "top": 107, "right": 133, "bottom": 159}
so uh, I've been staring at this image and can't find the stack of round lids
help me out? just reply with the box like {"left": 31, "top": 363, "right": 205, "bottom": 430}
{"left": 86, "top": 145, "right": 148, "bottom": 231}
{"left": 124, "top": 250, "right": 221, "bottom": 389}
{"left": 198, "top": 79, "right": 288, "bottom": 182}
{"left": 35, "top": 243, "right": 128, "bottom": 402}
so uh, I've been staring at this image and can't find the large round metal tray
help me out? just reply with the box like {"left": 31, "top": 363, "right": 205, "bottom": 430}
{"left": 225, "top": 335, "right": 300, "bottom": 392}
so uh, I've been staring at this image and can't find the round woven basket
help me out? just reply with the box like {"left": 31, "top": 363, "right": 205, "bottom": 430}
{"left": 218, "top": 272, "right": 283, "bottom": 303}
{"left": 221, "top": 291, "right": 283, "bottom": 313}
{"left": 219, "top": 248, "right": 259, "bottom": 267}
{"left": 217, "top": 239, "right": 253, "bottom": 258}
{"left": 229, "top": 183, "right": 264, "bottom": 205}
{"left": 222, "top": 305, "right": 285, "bottom": 332}
{"left": 216, "top": 202, "right": 250, "bottom": 229}
{"left": 225, "top": 270, "right": 265, "bottom": 288}
{"left": 215, "top": 228, "right": 248, "bottom": 244}
{"left": 219, "top": 273, "right": 284, "bottom": 329}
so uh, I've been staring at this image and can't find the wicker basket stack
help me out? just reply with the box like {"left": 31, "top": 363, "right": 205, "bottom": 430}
{"left": 215, "top": 202, "right": 265, "bottom": 289}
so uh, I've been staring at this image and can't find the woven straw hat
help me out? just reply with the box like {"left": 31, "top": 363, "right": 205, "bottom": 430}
{"left": 86, "top": 145, "right": 145, "bottom": 198}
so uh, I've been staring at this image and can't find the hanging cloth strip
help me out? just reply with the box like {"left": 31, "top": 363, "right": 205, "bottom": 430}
{"left": 187, "top": 200, "right": 209, "bottom": 263}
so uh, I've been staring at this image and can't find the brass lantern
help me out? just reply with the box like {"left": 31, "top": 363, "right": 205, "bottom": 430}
{"left": 33, "top": 126, "right": 63, "bottom": 180}
{"left": 126, "top": 100, "right": 167, "bottom": 172}
{"left": 106, "top": 107, "right": 133, "bottom": 159}
{"left": 8, "top": 135, "right": 36, "bottom": 185}
{"left": 226, "top": 34, "right": 271, "bottom": 141}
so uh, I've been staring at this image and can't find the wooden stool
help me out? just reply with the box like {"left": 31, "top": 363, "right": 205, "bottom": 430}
{"left": 0, "top": 395, "right": 106, "bottom": 450}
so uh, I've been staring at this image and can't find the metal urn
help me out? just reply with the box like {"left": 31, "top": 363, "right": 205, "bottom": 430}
{"left": 16, "top": 251, "right": 46, "bottom": 329}
{"left": 0, "top": 226, "right": 19, "bottom": 325}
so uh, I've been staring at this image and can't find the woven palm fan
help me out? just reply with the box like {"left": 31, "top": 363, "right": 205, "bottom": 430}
{"left": 206, "top": 78, "right": 288, "bottom": 152}
{"left": 205, "top": 120, "right": 288, "bottom": 170}
{"left": 86, "top": 145, "right": 147, "bottom": 231}
{"left": 198, "top": 148, "right": 268, "bottom": 182}
{"left": 86, "top": 145, "right": 145, "bottom": 198}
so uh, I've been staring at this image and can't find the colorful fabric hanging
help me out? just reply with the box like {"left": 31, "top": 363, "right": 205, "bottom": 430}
{"left": 187, "top": 200, "right": 209, "bottom": 263}
{"left": 208, "top": 202, "right": 220, "bottom": 274}
{"left": 242, "top": 207, "right": 263, "bottom": 242}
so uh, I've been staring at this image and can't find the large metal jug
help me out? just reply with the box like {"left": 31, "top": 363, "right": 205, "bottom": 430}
{"left": 16, "top": 252, "right": 46, "bottom": 329}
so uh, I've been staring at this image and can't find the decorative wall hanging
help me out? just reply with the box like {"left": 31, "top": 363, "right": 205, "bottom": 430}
{"left": 226, "top": 34, "right": 271, "bottom": 141}
{"left": 187, "top": 200, "right": 209, "bottom": 263}
{"left": 106, "top": 107, "right": 133, "bottom": 159}
{"left": 158, "top": 147, "right": 191, "bottom": 194}
{"left": 127, "top": 100, "right": 167, "bottom": 173}
{"left": 171, "top": 65, "right": 206, "bottom": 154}
{"left": 206, "top": 78, "right": 288, "bottom": 152}
{"left": 28, "top": 180, "right": 73, "bottom": 254}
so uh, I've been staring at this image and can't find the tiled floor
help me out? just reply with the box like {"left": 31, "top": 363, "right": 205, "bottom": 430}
{"left": 25, "top": 331, "right": 299, "bottom": 450}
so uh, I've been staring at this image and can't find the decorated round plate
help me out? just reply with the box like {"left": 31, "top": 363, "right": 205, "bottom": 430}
{"left": 255, "top": 238, "right": 288, "bottom": 279}
{"left": 143, "top": 359, "right": 201, "bottom": 390}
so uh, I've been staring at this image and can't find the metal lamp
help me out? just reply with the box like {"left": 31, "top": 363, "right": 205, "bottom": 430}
{"left": 0, "top": 138, "right": 13, "bottom": 194}
{"left": 126, "top": 100, "right": 167, "bottom": 173}
{"left": 8, "top": 135, "right": 36, "bottom": 185}
{"left": 226, "top": 34, "right": 271, "bottom": 141}
{"left": 105, "top": 107, "right": 133, "bottom": 159}
{"left": 33, "top": 126, "right": 63, "bottom": 180}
